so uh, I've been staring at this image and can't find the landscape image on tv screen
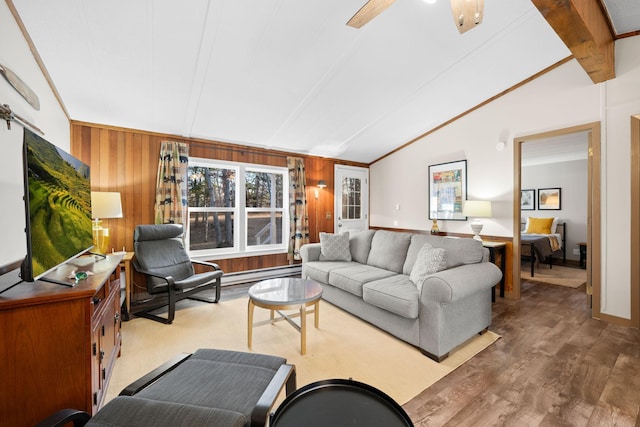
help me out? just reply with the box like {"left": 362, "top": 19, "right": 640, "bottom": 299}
{"left": 23, "top": 129, "right": 93, "bottom": 280}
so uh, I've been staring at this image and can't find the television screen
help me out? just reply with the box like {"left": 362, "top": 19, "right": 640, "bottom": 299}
{"left": 21, "top": 128, "right": 94, "bottom": 282}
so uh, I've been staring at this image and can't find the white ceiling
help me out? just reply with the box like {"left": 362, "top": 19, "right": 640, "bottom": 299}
{"left": 521, "top": 131, "right": 589, "bottom": 167}
{"left": 7, "top": 1, "right": 630, "bottom": 163}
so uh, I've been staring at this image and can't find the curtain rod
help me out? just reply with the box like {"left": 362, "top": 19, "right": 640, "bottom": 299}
{"left": 1, "top": 103, "right": 44, "bottom": 135}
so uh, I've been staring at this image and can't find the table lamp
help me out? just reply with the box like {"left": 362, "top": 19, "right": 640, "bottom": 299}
{"left": 91, "top": 191, "right": 123, "bottom": 254}
{"left": 462, "top": 200, "right": 492, "bottom": 241}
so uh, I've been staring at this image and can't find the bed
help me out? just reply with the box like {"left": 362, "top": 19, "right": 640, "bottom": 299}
{"left": 521, "top": 218, "right": 566, "bottom": 277}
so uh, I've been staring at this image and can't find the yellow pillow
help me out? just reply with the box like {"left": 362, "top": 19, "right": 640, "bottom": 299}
{"left": 526, "top": 217, "right": 554, "bottom": 234}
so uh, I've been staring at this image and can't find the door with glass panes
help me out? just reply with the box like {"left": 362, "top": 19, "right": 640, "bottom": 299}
{"left": 334, "top": 165, "right": 368, "bottom": 234}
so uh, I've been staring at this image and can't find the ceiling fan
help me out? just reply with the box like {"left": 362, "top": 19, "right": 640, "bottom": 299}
{"left": 347, "top": 0, "right": 484, "bottom": 34}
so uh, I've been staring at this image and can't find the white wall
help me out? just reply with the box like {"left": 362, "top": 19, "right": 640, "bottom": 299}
{"left": 0, "top": 2, "right": 69, "bottom": 269}
{"left": 522, "top": 159, "right": 588, "bottom": 260}
{"left": 371, "top": 36, "right": 640, "bottom": 320}
{"left": 600, "top": 37, "right": 640, "bottom": 319}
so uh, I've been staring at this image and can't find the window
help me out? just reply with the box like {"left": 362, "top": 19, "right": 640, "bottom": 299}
{"left": 341, "top": 176, "right": 362, "bottom": 220}
{"left": 187, "top": 158, "right": 288, "bottom": 257}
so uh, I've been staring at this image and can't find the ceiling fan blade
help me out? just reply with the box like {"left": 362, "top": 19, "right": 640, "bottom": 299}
{"left": 347, "top": 0, "right": 396, "bottom": 28}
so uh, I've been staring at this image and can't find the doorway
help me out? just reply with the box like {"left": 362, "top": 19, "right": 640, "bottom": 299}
{"left": 513, "top": 122, "right": 601, "bottom": 317}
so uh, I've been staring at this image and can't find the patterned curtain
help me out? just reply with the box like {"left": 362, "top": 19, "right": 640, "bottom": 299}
{"left": 287, "top": 157, "right": 309, "bottom": 262}
{"left": 155, "top": 141, "right": 189, "bottom": 225}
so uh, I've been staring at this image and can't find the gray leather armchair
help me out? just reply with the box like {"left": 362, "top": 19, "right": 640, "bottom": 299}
{"left": 133, "top": 224, "right": 223, "bottom": 324}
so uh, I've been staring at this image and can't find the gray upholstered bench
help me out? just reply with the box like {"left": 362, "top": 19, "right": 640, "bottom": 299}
{"left": 37, "top": 349, "right": 296, "bottom": 427}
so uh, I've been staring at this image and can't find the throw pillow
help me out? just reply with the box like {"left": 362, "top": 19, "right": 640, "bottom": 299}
{"left": 319, "top": 232, "right": 352, "bottom": 261}
{"left": 525, "top": 217, "right": 554, "bottom": 234}
{"left": 409, "top": 243, "right": 447, "bottom": 285}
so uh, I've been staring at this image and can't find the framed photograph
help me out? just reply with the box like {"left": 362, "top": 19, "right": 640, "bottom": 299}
{"left": 521, "top": 189, "right": 535, "bottom": 211}
{"left": 429, "top": 160, "right": 467, "bottom": 220}
{"left": 538, "top": 187, "right": 561, "bottom": 210}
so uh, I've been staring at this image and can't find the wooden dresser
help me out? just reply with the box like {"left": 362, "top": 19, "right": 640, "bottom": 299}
{"left": 0, "top": 254, "right": 123, "bottom": 427}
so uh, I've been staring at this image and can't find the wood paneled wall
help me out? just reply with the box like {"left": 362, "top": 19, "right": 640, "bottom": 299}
{"left": 70, "top": 121, "right": 365, "bottom": 274}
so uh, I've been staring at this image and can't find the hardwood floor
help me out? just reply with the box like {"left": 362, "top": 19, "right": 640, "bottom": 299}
{"left": 403, "top": 279, "right": 640, "bottom": 426}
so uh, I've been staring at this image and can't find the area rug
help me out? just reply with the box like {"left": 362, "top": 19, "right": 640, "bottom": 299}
{"left": 107, "top": 297, "right": 500, "bottom": 406}
{"left": 521, "top": 263, "right": 586, "bottom": 288}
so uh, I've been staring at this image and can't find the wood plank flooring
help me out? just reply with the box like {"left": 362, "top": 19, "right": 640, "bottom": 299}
{"left": 403, "top": 279, "right": 640, "bottom": 426}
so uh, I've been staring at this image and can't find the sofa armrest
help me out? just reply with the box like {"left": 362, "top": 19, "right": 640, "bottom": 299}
{"left": 420, "top": 262, "right": 502, "bottom": 304}
{"left": 300, "top": 243, "right": 321, "bottom": 263}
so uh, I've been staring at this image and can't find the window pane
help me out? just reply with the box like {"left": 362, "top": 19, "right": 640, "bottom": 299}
{"left": 188, "top": 211, "right": 234, "bottom": 250}
{"left": 246, "top": 171, "right": 283, "bottom": 208}
{"left": 188, "top": 166, "right": 235, "bottom": 208}
{"left": 247, "top": 212, "right": 283, "bottom": 246}
{"left": 341, "top": 177, "right": 362, "bottom": 220}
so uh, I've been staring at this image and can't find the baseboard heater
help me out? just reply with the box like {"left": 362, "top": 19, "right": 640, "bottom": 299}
{"left": 220, "top": 264, "right": 302, "bottom": 287}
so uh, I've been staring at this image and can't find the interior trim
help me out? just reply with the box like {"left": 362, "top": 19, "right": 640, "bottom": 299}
{"left": 631, "top": 115, "right": 640, "bottom": 328}
{"left": 513, "top": 122, "right": 601, "bottom": 316}
{"left": 5, "top": 0, "right": 69, "bottom": 119}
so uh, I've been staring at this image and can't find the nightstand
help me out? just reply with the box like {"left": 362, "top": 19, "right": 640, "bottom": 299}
{"left": 482, "top": 241, "right": 506, "bottom": 302}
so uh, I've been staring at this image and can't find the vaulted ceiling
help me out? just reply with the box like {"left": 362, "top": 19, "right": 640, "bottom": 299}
{"left": 8, "top": 0, "right": 636, "bottom": 163}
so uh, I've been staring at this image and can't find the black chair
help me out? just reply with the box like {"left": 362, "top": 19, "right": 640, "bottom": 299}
{"left": 37, "top": 349, "right": 297, "bottom": 427}
{"left": 132, "top": 224, "right": 223, "bottom": 324}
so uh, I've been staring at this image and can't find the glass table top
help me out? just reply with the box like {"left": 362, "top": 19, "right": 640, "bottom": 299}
{"left": 248, "top": 278, "right": 323, "bottom": 305}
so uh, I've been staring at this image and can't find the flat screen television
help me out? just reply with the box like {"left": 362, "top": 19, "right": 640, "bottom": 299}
{"left": 20, "top": 128, "right": 94, "bottom": 284}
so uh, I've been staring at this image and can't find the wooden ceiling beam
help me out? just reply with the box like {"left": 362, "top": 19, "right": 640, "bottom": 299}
{"left": 531, "top": 0, "right": 615, "bottom": 83}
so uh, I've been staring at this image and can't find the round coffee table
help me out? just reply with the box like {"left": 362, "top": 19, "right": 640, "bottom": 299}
{"left": 247, "top": 278, "right": 323, "bottom": 355}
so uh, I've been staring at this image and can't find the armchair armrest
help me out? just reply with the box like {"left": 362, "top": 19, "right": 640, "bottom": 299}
{"left": 192, "top": 259, "right": 222, "bottom": 271}
{"left": 35, "top": 409, "right": 91, "bottom": 427}
{"left": 251, "top": 364, "right": 297, "bottom": 427}
{"left": 120, "top": 353, "right": 192, "bottom": 396}
{"left": 132, "top": 259, "right": 176, "bottom": 286}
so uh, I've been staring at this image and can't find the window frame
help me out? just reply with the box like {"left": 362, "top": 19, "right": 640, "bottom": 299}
{"left": 187, "top": 158, "right": 289, "bottom": 259}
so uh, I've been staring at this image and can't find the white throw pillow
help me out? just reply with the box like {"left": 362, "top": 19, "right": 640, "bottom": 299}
{"left": 410, "top": 243, "right": 447, "bottom": 285}
{"left": 319, "top": 232, "right": 352, "bottom": 261}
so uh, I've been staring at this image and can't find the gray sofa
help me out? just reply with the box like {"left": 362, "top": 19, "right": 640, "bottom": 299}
{"left": 300, "top": 229, "right": 502, "bottom": 362}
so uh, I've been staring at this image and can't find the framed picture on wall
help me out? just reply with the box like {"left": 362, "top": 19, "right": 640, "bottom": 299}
{"left": 521, "top": 189, "right": 535, "bottom": 210}
{"left": 538, "top": 187, "right": 561, "bottom": 210}
{"left": 429, "top": 160, "right": 467, "bottom": 220}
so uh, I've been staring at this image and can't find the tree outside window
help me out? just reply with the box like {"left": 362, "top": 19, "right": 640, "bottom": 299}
{"left": 187, "top": 160, "right": 288, "bottom": 256}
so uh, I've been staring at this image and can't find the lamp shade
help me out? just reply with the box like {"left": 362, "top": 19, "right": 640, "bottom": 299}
{"left": 91, "top": 191, "right": 123, "bottom": 219}
{"left": 463, "top": 200, "right": 492, "bottom": 218}
{"left": 317, "top": 180, "right": 327, "bottom": 188}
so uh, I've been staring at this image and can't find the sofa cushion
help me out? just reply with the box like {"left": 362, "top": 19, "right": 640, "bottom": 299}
{"left": 409, "top": 243, "right": 447, "bottom": 285}
{"left": 349, "top": 230, "right": 376, "bottom": 264}
{"left": 319, "top": 232, "right": 352, "bottom": 261}
{"left": 366, "top": 230, "right": 412, "bottom": 273}
{"left": 303, "top": 260, "right": 355, "bottom": 284}
{"left": 362, "top": 275, "right": 419, "bottom": 319}
{"left": 403, "top": 234, "right": 484, "bottom": 274}
{"left": 328, "top": 264, "right": 397, "bottom": 297}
